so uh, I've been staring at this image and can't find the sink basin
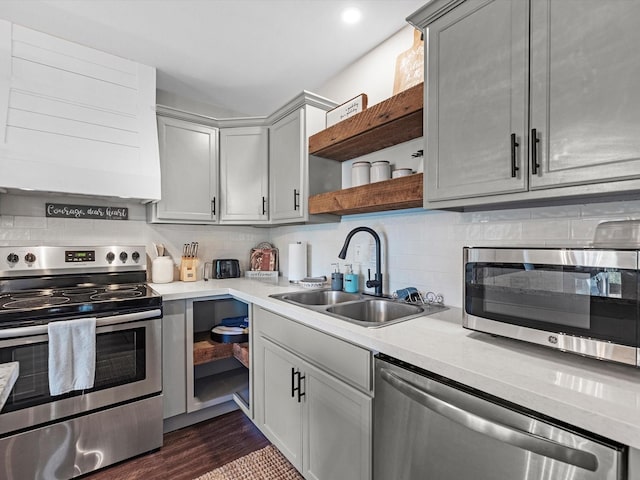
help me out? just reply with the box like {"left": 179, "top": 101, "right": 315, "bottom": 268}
{"left": 326, "top": 299, "right": 426, "bottom": 327}
{"left": 273, "top": 290, "right": 361, "bottom": 306}
{"left": 269, "top": 289, "right": 447, "bottom": 328}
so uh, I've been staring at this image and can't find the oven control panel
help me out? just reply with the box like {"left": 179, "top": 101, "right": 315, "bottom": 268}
{"left": 0, "top": 246, "right": 146, "bottom": 276}
{"left": 65, "top": 250, "right": 96, "bottom": 263}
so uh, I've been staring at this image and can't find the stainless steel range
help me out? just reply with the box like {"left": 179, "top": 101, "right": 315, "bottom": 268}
{"left": 0, "top": 246, "right": 163, "bottom": 480}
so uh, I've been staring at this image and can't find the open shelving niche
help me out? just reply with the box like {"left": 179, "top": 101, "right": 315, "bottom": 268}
{"left": 187, "top": 296, "right": 251, "bottom": 415}
{"left": 308, "top": 82, "right": 424, "bottom": 216}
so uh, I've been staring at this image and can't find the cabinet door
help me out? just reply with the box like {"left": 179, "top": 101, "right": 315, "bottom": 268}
{"left": 303, "top": 363, "right": 372, "bottom": 480}
{"left": 257, "top": 337, "right": 303, "bottom": 470}
{"left": 162, "top": 300, "right": 187, "bottom": 419}
{"left": 270, "top": 108, "right": 305, "bottom": 222}
{"left": 219, "top": 126, "right": 269, "bottom": 223}
{"left": 425, "top": 0, "right": 528, "bottom": 201}
{"left": 529, "top": 0, "right": 640, "bottom": 189}
{"left": 155, "top": 117, "right": 218, "bottom": 222}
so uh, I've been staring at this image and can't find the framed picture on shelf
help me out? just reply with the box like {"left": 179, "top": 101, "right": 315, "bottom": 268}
{"left": 326, "top": 93, "right": 368, "bottom": 127}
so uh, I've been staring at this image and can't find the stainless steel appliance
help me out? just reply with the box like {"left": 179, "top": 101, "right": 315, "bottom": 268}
{"left": 374, "top": 354, "right": 626, "bottom": 480}
{"left": 464, "top": 247, "right": 639, "bottom": 366}
{"left": 0, "top": 246, "right": 162, "bottom": 479}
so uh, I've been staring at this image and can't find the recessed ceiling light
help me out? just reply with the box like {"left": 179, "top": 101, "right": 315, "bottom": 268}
{"left": 342, "top": 7, "right": 362, "bottom": 24}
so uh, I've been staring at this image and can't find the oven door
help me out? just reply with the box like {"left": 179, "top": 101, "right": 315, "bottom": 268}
{"left": 0, "top": 309, "right": 162, "bottom": 436}
{"left": 464, "top": 248, "right": 639, "bottom": 366}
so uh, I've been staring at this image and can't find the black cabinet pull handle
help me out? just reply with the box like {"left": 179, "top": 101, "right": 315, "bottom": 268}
{"left": 211, "top": 197, "right": 216, "bottom": 216}
{"left": 291, "top": 367, "right": 296, "bottom": 398}
{"left": 297, "top": 372, "right": 305, "bottom": 402}
{"left": 510, "top": 133, "right": 519, "bottom": 178}
{"left": 531, "top": 128, "right": 540, "bottom": 175}
{"left": 262, "top": 196, "right": 267, "bottom": 215}
{"left": 293, "top": 189, "right": 300, "bottom": 211}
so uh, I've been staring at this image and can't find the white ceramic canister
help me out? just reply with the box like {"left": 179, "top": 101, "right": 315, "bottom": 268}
{"left": 351, "top": 161, "right": 371, "bottom": 187}
{"left": 152, "top": 256, "right": 174, "bottom": 283}
{"left": 371, "top": 160, "right": 391, "bottom": 182}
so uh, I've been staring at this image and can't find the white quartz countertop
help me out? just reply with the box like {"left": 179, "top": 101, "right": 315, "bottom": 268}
{"left": 151, "top": 277, "right": 640, "bottom": 449}
{"left": 0, "top": 362, "right": 19, "bottom": 411}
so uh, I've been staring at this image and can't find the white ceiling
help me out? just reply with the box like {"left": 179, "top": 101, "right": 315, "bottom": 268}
{"left": 0, "top": 0, "right": 426, "bottom": 116}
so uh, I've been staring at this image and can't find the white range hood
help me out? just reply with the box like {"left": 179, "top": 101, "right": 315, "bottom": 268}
{"left": 0, "top": 20, "right": 161, "bottom": 202}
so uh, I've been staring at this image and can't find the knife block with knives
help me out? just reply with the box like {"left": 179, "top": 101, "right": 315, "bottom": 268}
{"left": 180, "top": 242, "right": 199, "bottom": 282}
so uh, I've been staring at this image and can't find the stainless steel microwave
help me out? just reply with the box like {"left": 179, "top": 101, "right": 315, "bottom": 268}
{"left": 463, "top": 247, "right": 639, "bottom": 367}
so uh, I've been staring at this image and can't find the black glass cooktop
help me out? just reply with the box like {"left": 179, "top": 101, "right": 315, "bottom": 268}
{"left": 0, "top": 283, "right": 161, "bottom": 327}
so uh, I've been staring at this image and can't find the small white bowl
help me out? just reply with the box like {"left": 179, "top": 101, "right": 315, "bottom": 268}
{"left": 392, "top": 168, "right": 413, "bottom": 179}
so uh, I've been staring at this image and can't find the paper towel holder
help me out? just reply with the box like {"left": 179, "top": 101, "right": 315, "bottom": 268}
{"left": 288, "top": 241, "right": 307, "bottom": 283}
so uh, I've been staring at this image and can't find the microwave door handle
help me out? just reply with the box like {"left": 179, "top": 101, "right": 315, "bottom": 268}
{"left": 380, "top": 369, "right": 598, "bottom": 472}
{"left": 0, "top": 309, "right": 162, "bottom": 339}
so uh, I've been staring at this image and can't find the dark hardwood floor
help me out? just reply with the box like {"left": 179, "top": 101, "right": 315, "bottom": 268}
{"left": 82, "top": 410, "right": 270, "bottom": 480}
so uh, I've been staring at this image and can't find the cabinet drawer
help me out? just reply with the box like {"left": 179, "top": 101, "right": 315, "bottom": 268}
{"left": 255, "top": 307, "right": 372, "bottom": 392}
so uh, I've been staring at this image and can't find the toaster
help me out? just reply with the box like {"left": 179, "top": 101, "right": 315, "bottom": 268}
{"left": 211, "top": 259, "right": 241, "bottom": 279}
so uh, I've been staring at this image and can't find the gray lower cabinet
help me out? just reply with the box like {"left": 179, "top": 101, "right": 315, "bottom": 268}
{"left": 162, "top": 300, "right": 187, "bottom": 419}
{"left": 254, "top": 307, "right": 372, "bottom": 480}
{"left": 411, "top": 0, "right": 640, "bottom": 207}
{"left": 150, "top": 116, "right": 218, "bottom": 223}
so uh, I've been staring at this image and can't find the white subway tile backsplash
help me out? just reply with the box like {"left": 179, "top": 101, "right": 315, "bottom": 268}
{"left": 483, "top": 222, "right": 522, "bottom": 240}
{"left": 522, "top": 219, "right": 570, "bottom": 240}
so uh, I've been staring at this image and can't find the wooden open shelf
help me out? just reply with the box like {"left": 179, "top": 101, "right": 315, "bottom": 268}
{"left": 308, "top": 173, "right": 423, "bottom": 216}
{"left": 308, "top": 83, "right": 423, "bottom": 161}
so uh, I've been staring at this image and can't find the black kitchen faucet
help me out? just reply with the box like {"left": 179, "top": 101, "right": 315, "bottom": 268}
{"left": 338, "top": 226, "right": 383, "bottom": 296}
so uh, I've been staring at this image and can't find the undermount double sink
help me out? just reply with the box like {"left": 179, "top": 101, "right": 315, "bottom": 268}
{"left": 270, "top": 289, "right": 447, "bottom": 328}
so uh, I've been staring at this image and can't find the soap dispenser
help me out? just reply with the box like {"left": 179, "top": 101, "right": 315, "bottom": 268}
{"left": 343, "top": 264, "right": 359, "bottom": 293}
{"left": 330, "top": 263, "right": 343, "bottom": 291}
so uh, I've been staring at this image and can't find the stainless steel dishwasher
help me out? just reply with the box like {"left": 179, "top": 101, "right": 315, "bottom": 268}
{"left": 374, "top": 355, "right": 626, "bottom": 480}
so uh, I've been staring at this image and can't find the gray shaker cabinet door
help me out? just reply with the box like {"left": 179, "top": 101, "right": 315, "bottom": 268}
{"left": 426, "top": 0, "right": 528, "bottom": 201}
{"left": 529, "top": 0, "right": 640, "bottom": 189}
{"left": 258, "top": 338, "right": 303, "bottom": 471}
{"left": 155, "top": 116, "right": 218, "bottom": 222}
{"left": 219, "top": 126, "right": 269, "bottom": 223}
{"left": 303, "top": 363, "right": 372, "bottom": 480}
{"left": 270, "top": 108, "right": 305, "bottom": 222}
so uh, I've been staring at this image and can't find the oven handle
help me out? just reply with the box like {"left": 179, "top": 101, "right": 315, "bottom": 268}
{"left": 0, "top": 309, "right": 162, "bottom": 339}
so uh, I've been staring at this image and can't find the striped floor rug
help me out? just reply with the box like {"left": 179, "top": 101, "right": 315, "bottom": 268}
{"left": 194, "top": 445, "right": 303, "bottom": 480}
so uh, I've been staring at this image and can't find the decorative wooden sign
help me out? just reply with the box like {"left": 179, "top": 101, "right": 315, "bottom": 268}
{"left": 46, "top": 203, "right": 128, "bottom": 220}
{"left": 326, "top": 93, "right": 368, "bottom": 127}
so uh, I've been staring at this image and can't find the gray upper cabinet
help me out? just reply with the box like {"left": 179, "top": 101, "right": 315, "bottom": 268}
{"left": 149, "top": 93, "right": 337, "bottom": 225}
{"left": 219, "top": 126, "right": 269, "bottom": 224}
{"left": 269, "top": 108, "right": 305, "bottom": 222}
{"left": 410, "top": 0, "right": 640, "bottom": 208}
{"left": 269, "top": 97, "right": 340, "bottom": 225}
{"left": 424, "top": 0, "right": 528, "bottom": 201}
{"left": 529, "top": 0, "right": 640, "bottom": 189}
{"left": 150, "top": 116, "right": 218, "bottom": 223}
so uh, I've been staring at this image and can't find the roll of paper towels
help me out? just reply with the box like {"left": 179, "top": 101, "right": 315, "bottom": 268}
{"left": 288, "top": 242, "right": 307, "bottom": 283}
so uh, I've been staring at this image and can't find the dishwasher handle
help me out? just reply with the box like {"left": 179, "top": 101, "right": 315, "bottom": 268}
{"left": 380, "top": 368, "right": 599, "bottom": 472}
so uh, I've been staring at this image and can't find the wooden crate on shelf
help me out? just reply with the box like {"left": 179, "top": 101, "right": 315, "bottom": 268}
{"left": 193, "top": 331, "right": 234, "bottom": 365}
{"left": 233, "top": 342, "right": 250, "bottom": 368}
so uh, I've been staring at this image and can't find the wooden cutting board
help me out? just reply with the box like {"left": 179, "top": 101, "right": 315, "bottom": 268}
{"left": 393, "top": 28, "right": 424, "bottom": 95}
